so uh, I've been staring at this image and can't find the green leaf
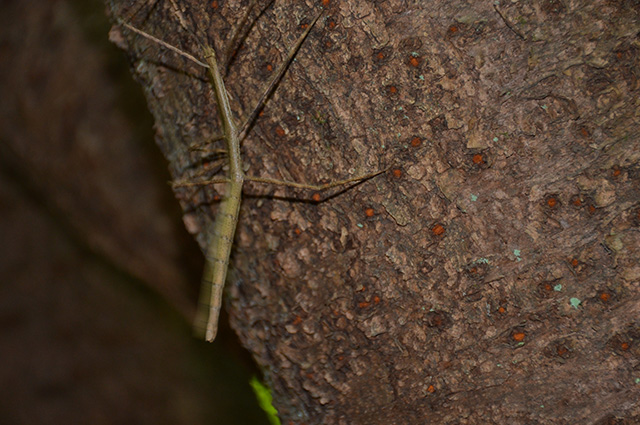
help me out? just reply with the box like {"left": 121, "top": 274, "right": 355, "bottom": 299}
{"left": 250, "top": 376, "right": 281, "bottom": 425}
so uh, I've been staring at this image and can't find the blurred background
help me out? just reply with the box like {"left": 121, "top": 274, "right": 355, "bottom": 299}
{"left": 0, "top": 0, "right": 269, "bottom": 423}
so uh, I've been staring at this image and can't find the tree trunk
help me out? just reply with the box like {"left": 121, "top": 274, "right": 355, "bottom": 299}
{"left": 106, "top": 0, "right": 640, "bottom": 423}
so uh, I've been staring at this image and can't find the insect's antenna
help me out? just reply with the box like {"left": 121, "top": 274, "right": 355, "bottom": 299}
{"left": 116, "top": 18, "right": 210, "bottom": 69}
{"left": 237, "top": 9, "right": 323, "bottom": 142}
{"left": 223, "top": 0, "right": 275, "bottom": 74}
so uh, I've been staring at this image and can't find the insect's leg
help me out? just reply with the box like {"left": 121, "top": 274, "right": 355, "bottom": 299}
{"left": 173, "top": 177, "right": 230, "bottom": 188}
{"left": 237, "top": 9, "right": 324, "bottom": 142}
{"left": 244, "top": 168, "right": 389, "bottom": 192}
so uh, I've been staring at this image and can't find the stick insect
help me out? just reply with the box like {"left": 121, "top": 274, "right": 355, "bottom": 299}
{"left": 117, "top": 3, "right": 386, "bottom": 342}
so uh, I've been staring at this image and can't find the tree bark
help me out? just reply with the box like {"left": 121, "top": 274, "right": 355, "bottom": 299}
{"left": 106, "top": 0, "right": 640, "bottom": 423}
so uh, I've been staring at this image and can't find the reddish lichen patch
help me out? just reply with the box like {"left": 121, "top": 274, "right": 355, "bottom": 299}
{"left": 294, "top": 227, "right": 302, "bottom": 235}
{"left": 544, "top": 339, "right": 573, "bottom": 360}
{"left": 447, "top": 25, "right": 459, "bottom": 35}
{"left": 544, "top": 194, "right": 560, "bottom": 209}
{"left": 266, "top": 63, "right": 273, "bottom": 72}
{"left": 598, "top": 291, "right": 611, "bottom": 303}
{"left": 570, "top": 194, "right": 583, "bottom": 207}
{"left": 536, "top": 281, "right": 558, "bottom": 298}
{"left": 410, "top": 136, "right": 422, "bottom": 147}
{"left": 508, "top": 327, "right": 527, "bottom": 346}
{"left": 512, "top": 332, "right": 526, "bottom": 342}
{"left": 292, "top": 315, "right": 303, "bottom": 325}
{"left": 274, "top": 125, "right": 286, "bottom": 137}
{"left": 311, "top": 193, "right": 321, "bottom": 203}
{"left": 321, "top": 0, "right": 330, "bottom": 5}
{"left": 431, "top": 223, "right": 445, "bottom": 236}
{"left": 210, "top": 0, "right": 218, "bottom": 9}
{"left": 472, "top": 153, "right": 484, "bottom": 164}
{"left": 372, "top": 47, "right": 393, "bottom": 65}
{"left": 358, "top": 301, "right": 371, "bottom": 309}
{"left": 388, "top": 85, "right": 398, "bottom": 95}
{"left": 392, "top": 168, "right": 403, "bottom": 178}
{"left": 498, "top": 306, "right": 506, "bottom": 314}
{"left": 611, "top": 165, "right": 622, "bottom": 178}
{"left": 408, "top": 55, "right": 421, "bottom": 67}
{"left": 364, "top": 207, "right": 375, "bottom": 217}
{"left": 373, "top": 295, "right": 381, "bottom": 304}
{"left": 427, "top": 384, "right": 436, "bottom": 393}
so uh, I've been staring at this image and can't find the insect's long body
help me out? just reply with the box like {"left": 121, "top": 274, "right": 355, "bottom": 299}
{"left": 193, "top": 46, "right": 245, "bottom": 342}
{"left": 118, "top": 8, "right": 385, "bottom": 342}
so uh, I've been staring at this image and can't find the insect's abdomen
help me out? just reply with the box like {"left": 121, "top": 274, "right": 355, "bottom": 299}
{"left": 194, "top": 180, "right": 243, "bottom": 342}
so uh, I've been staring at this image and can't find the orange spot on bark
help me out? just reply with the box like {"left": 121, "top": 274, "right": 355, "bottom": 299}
{"left": 292, "top": 315, "right": 303, "bottom": 325}
{"left": 588, "top": 204, "right": 596, "bottom": 214}
{"left": 547, "top": 197, "right": 557, "bottom": 208}
{"left": 358, "top": 301, "right": 371, "bottom": 309}
{"left": 599, "top": 292, "right": 610, "bottom": 302}
{"left": 392, "top": 169, "right": 402, "bottom": 178}
{"left": 312, "top": 193, "right": 321, "bottom": 202}
{"left": 621, "top": 342, "right": 630, "bottom": 351}
{"left": 210, "top": 0, "right": 218, "bottom": 8}
{"left": 266, "top": 63, "right": 273, "bottom": 72}
{"left": 321, "top": 0, "right": 330, "bottom": 5}
{"left": 389, "top": 85, "right": 398, "bottom": 94}
{"left": 377, "top": 52, "right": 384, "bottom": 60}
{"left": 557, "top": 346, "right": 569, "bottom": 356}
{"left": 365, "top": 208, "right": 375, "bottom": 217}
{"left": 580, "top": 127, "right": 590, "bottom": 137}
{"left": 498, "top": 306, "right": 506, "bottom": 314}
{"left": 427, "top": 385, "right": 436, "bottom": 393}
{"left": 373, "top": 295, "right": 381, "bottom": 304}
{"left": 513, "top": 332, "right": 525, "bottom": 342}
{"left": 570, "top": 258, "right": 579, "bottom": 268}
{"left": 432, "top": 224, "right": 445, "bottom": 236}
{"left": 324, "top": 40, "right": 333, "bottom": 48}
{"left": 275, "top": 125, "right": 286, "bottom": 137}
{"left": 328, "top": 20, "right": 336, "bottom": 29}
{"left": 612, "top": 166, "right": 621, "bottom": 177}
{"left": 448, "top": 25, "right": 458, "bottom": 34}
{"left": 409, "top": 56, "right": 420, "bottom": 67}
{"left": 472, "top": 153, "right": 483, "bottom": 164}
{"left": 573, "top": 197, "right": 582, "bottom": 206}
{"left": 294, "top": 227, "right": 302, "bottom": 235}
{"left": 410, "top": 136, "right": 422, "bottom": 147}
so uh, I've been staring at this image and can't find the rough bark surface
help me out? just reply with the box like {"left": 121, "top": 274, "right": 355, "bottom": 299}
{"left": 106, "top": 0, "right": 640, "bottom": 423}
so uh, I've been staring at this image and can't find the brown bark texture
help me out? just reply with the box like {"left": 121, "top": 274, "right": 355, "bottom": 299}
{"left": 106, "top": 0, "right": 640, "bottom": 423}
